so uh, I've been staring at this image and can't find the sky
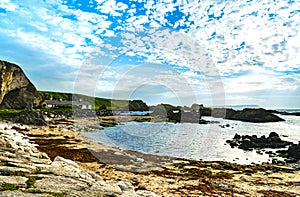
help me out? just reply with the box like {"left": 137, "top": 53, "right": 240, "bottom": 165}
{"left": 0, "top": 0, "right": 299, "bottom": 108}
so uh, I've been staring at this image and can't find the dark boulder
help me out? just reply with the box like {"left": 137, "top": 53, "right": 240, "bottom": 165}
{"left": 287, "top": 142, "right": 300, "bottom": 160}
{"left": 14, "top": 110, "right": 47, "bottom": 126}
{"left": 227, "top": 132, "right": 293, "bottom": 150}
{"left": 200, "top": 108, "right": 212, "bottom": 116}
{"left": 233, "top": 133, "right": 241, "bottom": 140}
{"left": 269, "top": 132, "right": 279, "bottom": 138}
{"left": 210, "top": 108, "right": 237, "bottom": 119}
{"left": 128, "top": 100, "right": 149, "bottom": 111}
{"left": 239, "top": 139, "right": 255, "bottom": 150}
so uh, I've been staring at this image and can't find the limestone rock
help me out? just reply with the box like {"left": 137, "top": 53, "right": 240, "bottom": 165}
{"left": 0, "top": 124, "right": 159, "bottom": 197}
{"left": 53, "top": 156, "right": 79, "bottom": 167}
{"left": 118, "top": 181, "right": 134, "bottom": 191}
{"left": 136, "top": 190, "right": 160, "bottom": 197}
{"left": 0, "top": 60, "right": 40, "bottom": 109}
{"left": 0, "top": 175, "right": 28, "bottom": 188}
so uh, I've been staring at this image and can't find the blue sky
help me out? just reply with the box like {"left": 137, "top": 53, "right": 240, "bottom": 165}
{"left": 0, "top": 0, "right": 299, "bottom": 108}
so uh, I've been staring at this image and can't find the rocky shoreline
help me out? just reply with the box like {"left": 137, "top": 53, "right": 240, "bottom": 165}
{"left": 0, "top": 119, "right": 299, "bottom": 196}
{"left": 226, "top": 132, "right": 300, "bottom": 165}
{"left": 0, "top": 122, "right": 159, "bottom": 197}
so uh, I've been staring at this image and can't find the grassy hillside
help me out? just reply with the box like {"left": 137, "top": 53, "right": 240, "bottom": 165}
{"left": 38, "top": 91, "right": 131, "bottom": 110}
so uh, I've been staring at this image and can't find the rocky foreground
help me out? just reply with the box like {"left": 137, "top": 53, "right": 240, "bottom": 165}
{"left": 0, "top": 122, "right": 159, "bottom": 197}
{"left": 0, "top": 119, "right": 298, "bottom": 197}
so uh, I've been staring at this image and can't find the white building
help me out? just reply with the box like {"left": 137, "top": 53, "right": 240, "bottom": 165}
{"left": 44, "top": 100, "right": 92, "bottom": 110}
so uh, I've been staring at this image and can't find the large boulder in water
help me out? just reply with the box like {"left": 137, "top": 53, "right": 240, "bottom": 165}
{"left": 226, "top": 108, "right": 285, "bottom": 123}
{"left": 0, "top": 60, "right": 40, "bottom": 109}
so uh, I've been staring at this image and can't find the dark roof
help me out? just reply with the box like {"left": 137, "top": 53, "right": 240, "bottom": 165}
{"left": 45, "top": 100, "right": 91, "bottom": 105}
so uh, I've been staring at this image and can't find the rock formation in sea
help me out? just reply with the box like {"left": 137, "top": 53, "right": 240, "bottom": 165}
{"left": 128, "top": 100, "right": 149, "bottom": 111}
{"left": 0, "top": 60, "right": 40, "bottom": 109}
{"left": 201, "top": 108, "right": 285, "bottom": 123}
{"left": 226, "top": 132, "right": 294, "bottom": 150}
{"left": 226, "top": 108, "right": 285, "bottom": 123}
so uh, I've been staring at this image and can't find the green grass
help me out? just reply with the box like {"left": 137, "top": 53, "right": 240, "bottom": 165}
{"left": 0, "top": 91, "right": 138, "bottom": 118}
{"left": 26, "top": 189, "right": 44, "bottom": 194}
{"left": 0, "top": 108, "right": 22, "bottom": 120}
{"left": 0, "top": 183, "right": 17, "bottom": 191}
{"left": 26, "top": 176, "right": 40, "bottom": 188}
{"left": 51, "top": 192, "right": 67, "bottom": 197}
{"left": 38, "top": 90, "right": 130, "bottom": 110}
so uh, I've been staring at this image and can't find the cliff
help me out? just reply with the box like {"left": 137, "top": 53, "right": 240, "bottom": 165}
{"left": 0, "top": 60, "right": 39, "bottom": 109}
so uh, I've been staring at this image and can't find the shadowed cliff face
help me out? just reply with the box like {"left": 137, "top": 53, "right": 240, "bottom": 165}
{"left": 0, "top": 60, "right": 39, "bottom": 109}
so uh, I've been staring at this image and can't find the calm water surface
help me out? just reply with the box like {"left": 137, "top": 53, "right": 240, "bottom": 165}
{"left": 84, "top": 115, "right": 300, "bottom": 164}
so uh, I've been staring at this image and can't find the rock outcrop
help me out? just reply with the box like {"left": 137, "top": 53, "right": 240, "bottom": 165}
{"left": 14, "top": 110, "right": 48, "bottom": 126}
{"left": 0, "top": 123, "right": 159, "bottom": 197}
{"left": 201, "top": 108, "right": 284, "bottom": 123}
{"left": 226, "top": 132, "right": 294, "bottom": 150}
{"left": 288, "top": 142, "right": 300, "bottom": 160}
{"left": 227, "top": 108, "right": 285, "bottom": 123}
{"left": 0, "top": 60, "right": 39, "bottom": 109}
{"left": 129, "top": 100, "right": 149, "bottom": 111}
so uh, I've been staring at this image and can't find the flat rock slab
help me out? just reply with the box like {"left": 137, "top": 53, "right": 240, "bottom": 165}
{"left": 0, "top": 166, "right": 32, "bottom": 176}
{"left": 0, "top": 175, "right": 28, "bottom": 187}
{"left": 0, "top": 191, "right": 46, "bottom": 197}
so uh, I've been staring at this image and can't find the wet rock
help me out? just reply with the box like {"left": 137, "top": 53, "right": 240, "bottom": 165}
{"left": 226, "top": 132, "right": 294, "bottom": 150}
{"left": 233, "top": 134, "right": 241, "bottom": 140}
{"left": 287, "top": 142, "right": 300, "bottom": 160}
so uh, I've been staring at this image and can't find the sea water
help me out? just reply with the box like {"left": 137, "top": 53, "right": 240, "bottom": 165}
{"left": 84, "top": 114, "right": 300, "bottom": 164}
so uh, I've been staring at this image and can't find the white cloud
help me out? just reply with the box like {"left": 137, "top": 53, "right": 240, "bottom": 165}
{"left": 0, "top": 0, "right": 18, "bottom": 11}
{"left": 0, "top": 0, "right": 299, "bottom": 107}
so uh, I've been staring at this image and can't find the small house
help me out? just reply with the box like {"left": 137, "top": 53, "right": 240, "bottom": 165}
{"left": 44, "top": 100, "right": 92, "bottom": 109}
